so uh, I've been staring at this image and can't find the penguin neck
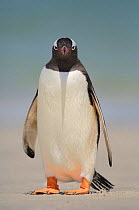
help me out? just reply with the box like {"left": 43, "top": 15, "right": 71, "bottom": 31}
{"left": 46, "top": 57, "right": 79, "bottom": 72}
{"left": 56, "top": 58, "right": 77, "bottom": 72}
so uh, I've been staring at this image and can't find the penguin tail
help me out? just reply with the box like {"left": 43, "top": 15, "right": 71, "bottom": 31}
{"left": 91, "top": 171, "right": 114, "bottom": 192}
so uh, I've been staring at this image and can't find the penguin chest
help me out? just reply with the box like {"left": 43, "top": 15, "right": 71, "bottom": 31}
{"left": 37, "top": 67, "right": 97, "bottom": 179}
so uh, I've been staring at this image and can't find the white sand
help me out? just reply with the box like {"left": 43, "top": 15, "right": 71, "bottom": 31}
{"left": 0, "top": 126, "right": 139, "bottom": 209}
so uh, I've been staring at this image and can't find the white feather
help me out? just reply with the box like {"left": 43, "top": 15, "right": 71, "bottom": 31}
{"left": 53, "top": 39, "right": 58, "bottom": 47}
{"left": 53, "top": 38, "right": 76, "bottom": 48}
{"left": 71, "top": 38, "right": 76, "bottom": 47}
{"left": 37, "top": 67, "right": 98, "bottom": 182}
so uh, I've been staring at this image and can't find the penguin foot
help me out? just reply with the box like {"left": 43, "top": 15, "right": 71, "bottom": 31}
{"left": 64, "top": 188, "right": 89, "bottom": 195}
{"left": 64, "top": 177, "right": 90, "bottom": 195}
{"left": 31, "top": 177, "right": 60, "bottom": 195}
{"left": 31, "top": 187, "right": 60, "bottom": 195}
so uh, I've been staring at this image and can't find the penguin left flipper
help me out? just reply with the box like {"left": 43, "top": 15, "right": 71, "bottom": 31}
{"left": 23, "top": 90, "right": 38, "bottom": 158}
{"left": 90, "top": 84, "right": 112, "bottom": 167}
{"left": 71, "top": 61, "right": 112, "bottom": 167}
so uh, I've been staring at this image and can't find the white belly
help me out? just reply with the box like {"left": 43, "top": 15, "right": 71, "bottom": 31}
{"left": 37, "top": 67, "right": 98, "bottom": 182}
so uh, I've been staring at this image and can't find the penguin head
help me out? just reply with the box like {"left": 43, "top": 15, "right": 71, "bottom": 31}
{"left": 52, "top": 38, "right": 78, "bottom": 61}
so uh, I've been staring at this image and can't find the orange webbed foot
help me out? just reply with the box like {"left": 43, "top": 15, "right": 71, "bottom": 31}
{"left": 65, "top": 188, "right": 89, "bottom": 195}
{"left": 31, "top": 187, "right": 60, "bottom": 195}
{"left": 64, "top": 177, "right": 90, "bottom": 195}
{"left": 31, "top": 177, "right": 60, "bottom": 195}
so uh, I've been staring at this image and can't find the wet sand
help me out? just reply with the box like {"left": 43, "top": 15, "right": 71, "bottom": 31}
{"left": 0, "top": 125, "right": 139, "bottom": 209}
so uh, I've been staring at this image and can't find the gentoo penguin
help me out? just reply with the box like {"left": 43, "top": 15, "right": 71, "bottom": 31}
{"left": 23, "top": 38, "right": 113, "bottom": 195}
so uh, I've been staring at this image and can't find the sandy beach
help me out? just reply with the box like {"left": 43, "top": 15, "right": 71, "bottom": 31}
{"left": 0, "top": 125, "right": 139, "bottom": 210}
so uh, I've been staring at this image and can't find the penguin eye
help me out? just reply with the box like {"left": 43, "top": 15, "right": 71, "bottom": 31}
{"left": 72, "top": 46, "right": 75, "bottom": 50}
{"left": 54, "top": 46, "right": 58, "bottom": 50}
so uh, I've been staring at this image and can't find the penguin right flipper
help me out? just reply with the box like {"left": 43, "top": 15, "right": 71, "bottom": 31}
{"left": 23, "top": 90, "right": 38, "bottom": 158}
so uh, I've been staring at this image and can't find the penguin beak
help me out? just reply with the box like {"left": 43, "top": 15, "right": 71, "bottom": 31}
{"left": 59, "top": 46, "right": 70, "bottom": 55}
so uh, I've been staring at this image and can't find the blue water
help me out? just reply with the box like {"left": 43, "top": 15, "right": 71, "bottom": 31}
{"left": 1, "top": 0, "right": 139, "bottom": 128}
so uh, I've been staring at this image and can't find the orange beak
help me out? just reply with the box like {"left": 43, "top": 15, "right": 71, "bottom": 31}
{"left": 59, "top": 46, "right": 70, "bottom": 55}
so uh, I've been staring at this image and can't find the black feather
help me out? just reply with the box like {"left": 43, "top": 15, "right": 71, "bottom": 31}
{"left": 27, "top": 146, "right": 35, "bottom": 158}
{"left": 91, "top": 171, "right": 114, "bottom": 192}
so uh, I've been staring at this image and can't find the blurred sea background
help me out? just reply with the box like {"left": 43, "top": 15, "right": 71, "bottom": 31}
{"left": 1, "top": 0, "right": 139, "bottom": 130}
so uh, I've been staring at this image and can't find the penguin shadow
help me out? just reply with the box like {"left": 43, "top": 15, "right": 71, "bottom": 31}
{"left": 24, "top": 190, "right": 100, "bottom": 196}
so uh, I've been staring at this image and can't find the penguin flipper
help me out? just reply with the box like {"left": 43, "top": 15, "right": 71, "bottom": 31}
{"left": 90, "top": 87, "right": 112, "bottom": 167}
{"left": 23, "top": 90, "right": 38, "bottom": 158}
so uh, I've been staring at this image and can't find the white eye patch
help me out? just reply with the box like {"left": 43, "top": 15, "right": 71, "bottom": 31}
{"left": 53, "top": 38, "right": 77, "bottom": 49}
{"left": 71, "top": 39, "right": 76, "bottom": 47}
{"left": 53, "top": 39, "right": 58, "bottom": 48}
